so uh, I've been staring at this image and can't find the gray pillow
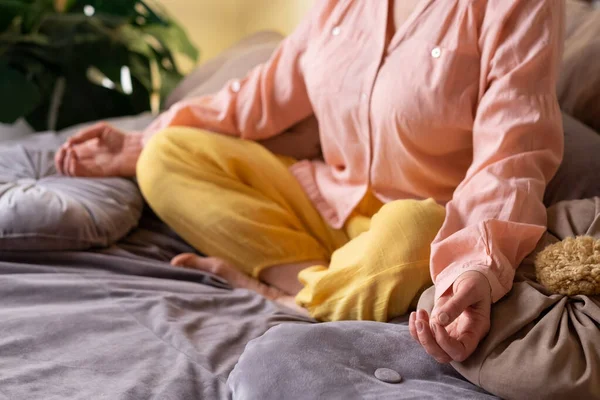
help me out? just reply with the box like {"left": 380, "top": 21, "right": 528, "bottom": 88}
{"left": 0, "top": 146, "right": 143, "bottom": 251}
{"left": 0, "top": 112, "right": 155, "bottom": 149}
{"left": 165, "top": 31, "right": 284, "bottom": 108}
{"left": 544, "top": 113, "right": 600, "bottom": 206}
{"left": 163, "top": 32, "right": 323, "bottom": 161}
{"left": 560, "top": 1, "right": 600, "bottom": 132}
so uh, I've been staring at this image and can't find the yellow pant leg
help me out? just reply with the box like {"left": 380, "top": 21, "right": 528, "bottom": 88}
{"left": 296, "top": 198, "right": 446, "bottom": 322}
{"left": 345, "top": 190, "right": 385, "bottom": 239}
{"left": 137, "top": 128, "right": 347, "bottom": 277}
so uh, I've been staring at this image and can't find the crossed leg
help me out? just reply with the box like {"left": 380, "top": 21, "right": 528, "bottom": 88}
{"left": 137, "top": 127, "right": 445, "bottom": 322}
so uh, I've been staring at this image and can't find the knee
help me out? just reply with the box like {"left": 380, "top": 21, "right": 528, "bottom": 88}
{"left": 297, "top": 200, "right": 446, "bottom": 322}
{"left": 137, "top": 127, "right": 213, "bottom": 181}
{"left": 137, "top": 128, "right": 245, "bottom": 216}
{"left": 375, "top": 198, "right": 446, "bottom": 243}
{"left": 139, "top": 127, "right": 211, "bottom": 170}
{"left": 359, "top": 198, "right": 446, "bottom": 267}
{"left": 137, "top": 127, "right": 206, "bottom": 211}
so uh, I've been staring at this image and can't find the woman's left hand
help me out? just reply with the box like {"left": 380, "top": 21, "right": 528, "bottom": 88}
{"left": 409, "top": 271, "right": 492, "bottom": 363}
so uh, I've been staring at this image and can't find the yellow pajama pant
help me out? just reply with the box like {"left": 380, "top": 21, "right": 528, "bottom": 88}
{"left": 137, "top": 128, "right": 446, "bottom": 322}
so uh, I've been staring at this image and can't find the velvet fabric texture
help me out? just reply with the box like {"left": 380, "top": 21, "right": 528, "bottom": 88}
{"left": 0, "top": 146, "right": 143, "bottom": 251}
{"left": 418, "top": 197, "right": 600, "bottom": 400}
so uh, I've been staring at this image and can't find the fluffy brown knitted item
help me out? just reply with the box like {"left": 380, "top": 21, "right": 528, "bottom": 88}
{"left": 535, "top": 236, "right": 600, "bottom": 296}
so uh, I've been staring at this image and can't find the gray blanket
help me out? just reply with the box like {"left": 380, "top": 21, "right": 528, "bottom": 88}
{"left": 0, "top": 211, "right": 313, "bottom": 399}
{"left": 0, "top": 211, "right": 494, "bottom": 399}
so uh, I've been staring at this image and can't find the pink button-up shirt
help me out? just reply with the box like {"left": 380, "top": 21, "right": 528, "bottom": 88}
{"left": 144, "top": 0, "right": 565, "bottom": 303}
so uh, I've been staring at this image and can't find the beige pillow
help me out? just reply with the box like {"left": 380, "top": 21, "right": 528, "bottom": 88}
{"left": 559, "top": 1, "right": 600, "bottom": 132}
{"left": 418, "top": 198, "right": 600, "bottom": 400}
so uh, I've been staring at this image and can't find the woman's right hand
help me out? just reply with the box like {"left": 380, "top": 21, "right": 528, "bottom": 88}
{"left": 54, "top": 122, "right": 143, "bottom": 178}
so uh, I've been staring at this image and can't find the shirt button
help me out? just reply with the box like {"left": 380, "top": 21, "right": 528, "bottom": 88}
{"left": 361, "top": 93, "right": 368, "bottom": 102}
{"left": 231, "top": 80, "right": 241, "bottom": 93}
{"left": 332, "top": 26, "right": 341, "bottom": 36}
{"left": 431, "top": 47, "right": 442, "bottom": 58}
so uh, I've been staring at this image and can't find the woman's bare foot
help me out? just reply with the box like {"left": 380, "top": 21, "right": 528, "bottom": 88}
{"left": 171, "top": 253, "right": 309, "bottom": 316}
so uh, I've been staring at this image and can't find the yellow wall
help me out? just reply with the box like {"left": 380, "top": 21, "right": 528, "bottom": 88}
{"left": 242, "top": 0, "right": 313, "bottom": 39}
{"left": 158, "top": 0, "right": 313, "bottom": 64}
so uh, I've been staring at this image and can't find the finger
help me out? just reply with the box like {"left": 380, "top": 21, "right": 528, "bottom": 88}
{"left": 408, "top": 312, "right": 419, "bottom": 342}
{"left": 457, "top": 316, "right": 491, "bottom": 358}
{"left": 73, "top": 152, "right": 99, "bottom": 178}
{"left": 463, "top": 312, "right": 491, "bottom": 340}
{"left": 69, "top": 151, "right": 91, "bottom": 177}
{"left": 54, "top": 145, "right": 68, "bottom": 175}
{"left": 416, "top": 310, "right": 452, "bottom": 363}
{"left": 67, "top": 149, "right": 79, "bottom": 177}
{"left": 433, "top": 280, "right": 481, "bottom": 327}
{"left": 66, "top": 123, "right": 109, "bottom": 146}
{"left": 74, "top": 140, "right": 99, "bottom": 159}
{"left": 64, "top": 149, "right": 73, "bottom": 177}
{"left": 431, "top": 322, "right": 470, "bottom": 362}
{"left": 65, "top": 149, "right": 86, "bottom": 177}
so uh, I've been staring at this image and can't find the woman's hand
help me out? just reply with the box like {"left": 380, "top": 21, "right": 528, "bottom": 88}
{"left": 409, "top": 270, "right": 492, "bottom": 363}
{"left": 54, "top": 122, "right": 143, "bottom": 178}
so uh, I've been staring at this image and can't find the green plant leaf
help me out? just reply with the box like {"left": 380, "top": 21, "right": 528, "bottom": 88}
{"left": 157, "top": 66, "right": 182, "bottom": 109}
{"left": 0, "top": 64, "right": 42, "bottom": 124}
{"left": 135, "top": 0, "right": 168, "bottom": 25}
{"left": 118, "top": 25, "right": 155, "bottom": 58}
{"left": 0, "top": 0, "right": 27, "bottom": 31}
{"left": 62, "top": 0, "right": 77, "bottom": 12}
{"left": 3, "top": 0, "right": 195, "bottom": 131}
{"left": 0, "top": 32, "right": 51, "bottom": 48}
{"left": 70, "top": 0, "right": 139, "bottom": 19}
{"left": 21, "top": 0, "right": 56, "bottom": 33}
{"left": 141, "top": 24, "right": 198, "bottom": 62}
{"left": 25, "top": 72, "right": 150, "bottom": 131}
{"left": 127, "top": 53, "right": 153, "bottom": 93}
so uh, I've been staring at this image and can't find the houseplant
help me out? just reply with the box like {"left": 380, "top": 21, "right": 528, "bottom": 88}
{"left": 0, "top": 0, "right": 198, "bottom": 131}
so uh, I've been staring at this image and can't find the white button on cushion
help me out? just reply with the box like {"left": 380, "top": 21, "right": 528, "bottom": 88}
{"left": 332, "top": 26, "right": 341, "bottom": 36}
{"left": 431, "top": 47, "right": 442, "bottom": 58}
{"left": 374, "top": 368, "right": 402, "bottom": 384}
{"left": 231, "top": 80, "right": 241, "bottom": 93}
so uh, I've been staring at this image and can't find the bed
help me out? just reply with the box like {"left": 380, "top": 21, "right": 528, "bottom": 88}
{"left": 0, "top": 214, "right": 500, "bottom": 400}
{"left": 0, "top": 113, "right": 500, "bottom": 399}
{"left": 1, "top": 1, "right": 599, "bottom": 399}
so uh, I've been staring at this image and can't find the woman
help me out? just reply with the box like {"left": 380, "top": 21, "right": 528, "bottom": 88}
{"left": 55, "top": 0, "right": 565, "bottom": 364}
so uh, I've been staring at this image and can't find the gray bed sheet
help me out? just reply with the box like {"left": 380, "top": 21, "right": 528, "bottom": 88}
{"left": 0, "top": 210, "right": 497, "bottom": 399}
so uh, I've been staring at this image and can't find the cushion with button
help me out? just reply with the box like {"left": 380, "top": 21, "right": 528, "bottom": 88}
{"left": 228, "top": 322, "right": 498, "bottom": 399}
{"left": 0, "top": 145, "right": 143, "bottom": 251}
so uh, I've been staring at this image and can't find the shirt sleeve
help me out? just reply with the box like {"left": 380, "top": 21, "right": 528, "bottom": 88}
{"left": 141, "top": 7, "right": 317, "bottom": 144}
{"left": 430, "top": 0, "right": 565, "bottom": 303}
